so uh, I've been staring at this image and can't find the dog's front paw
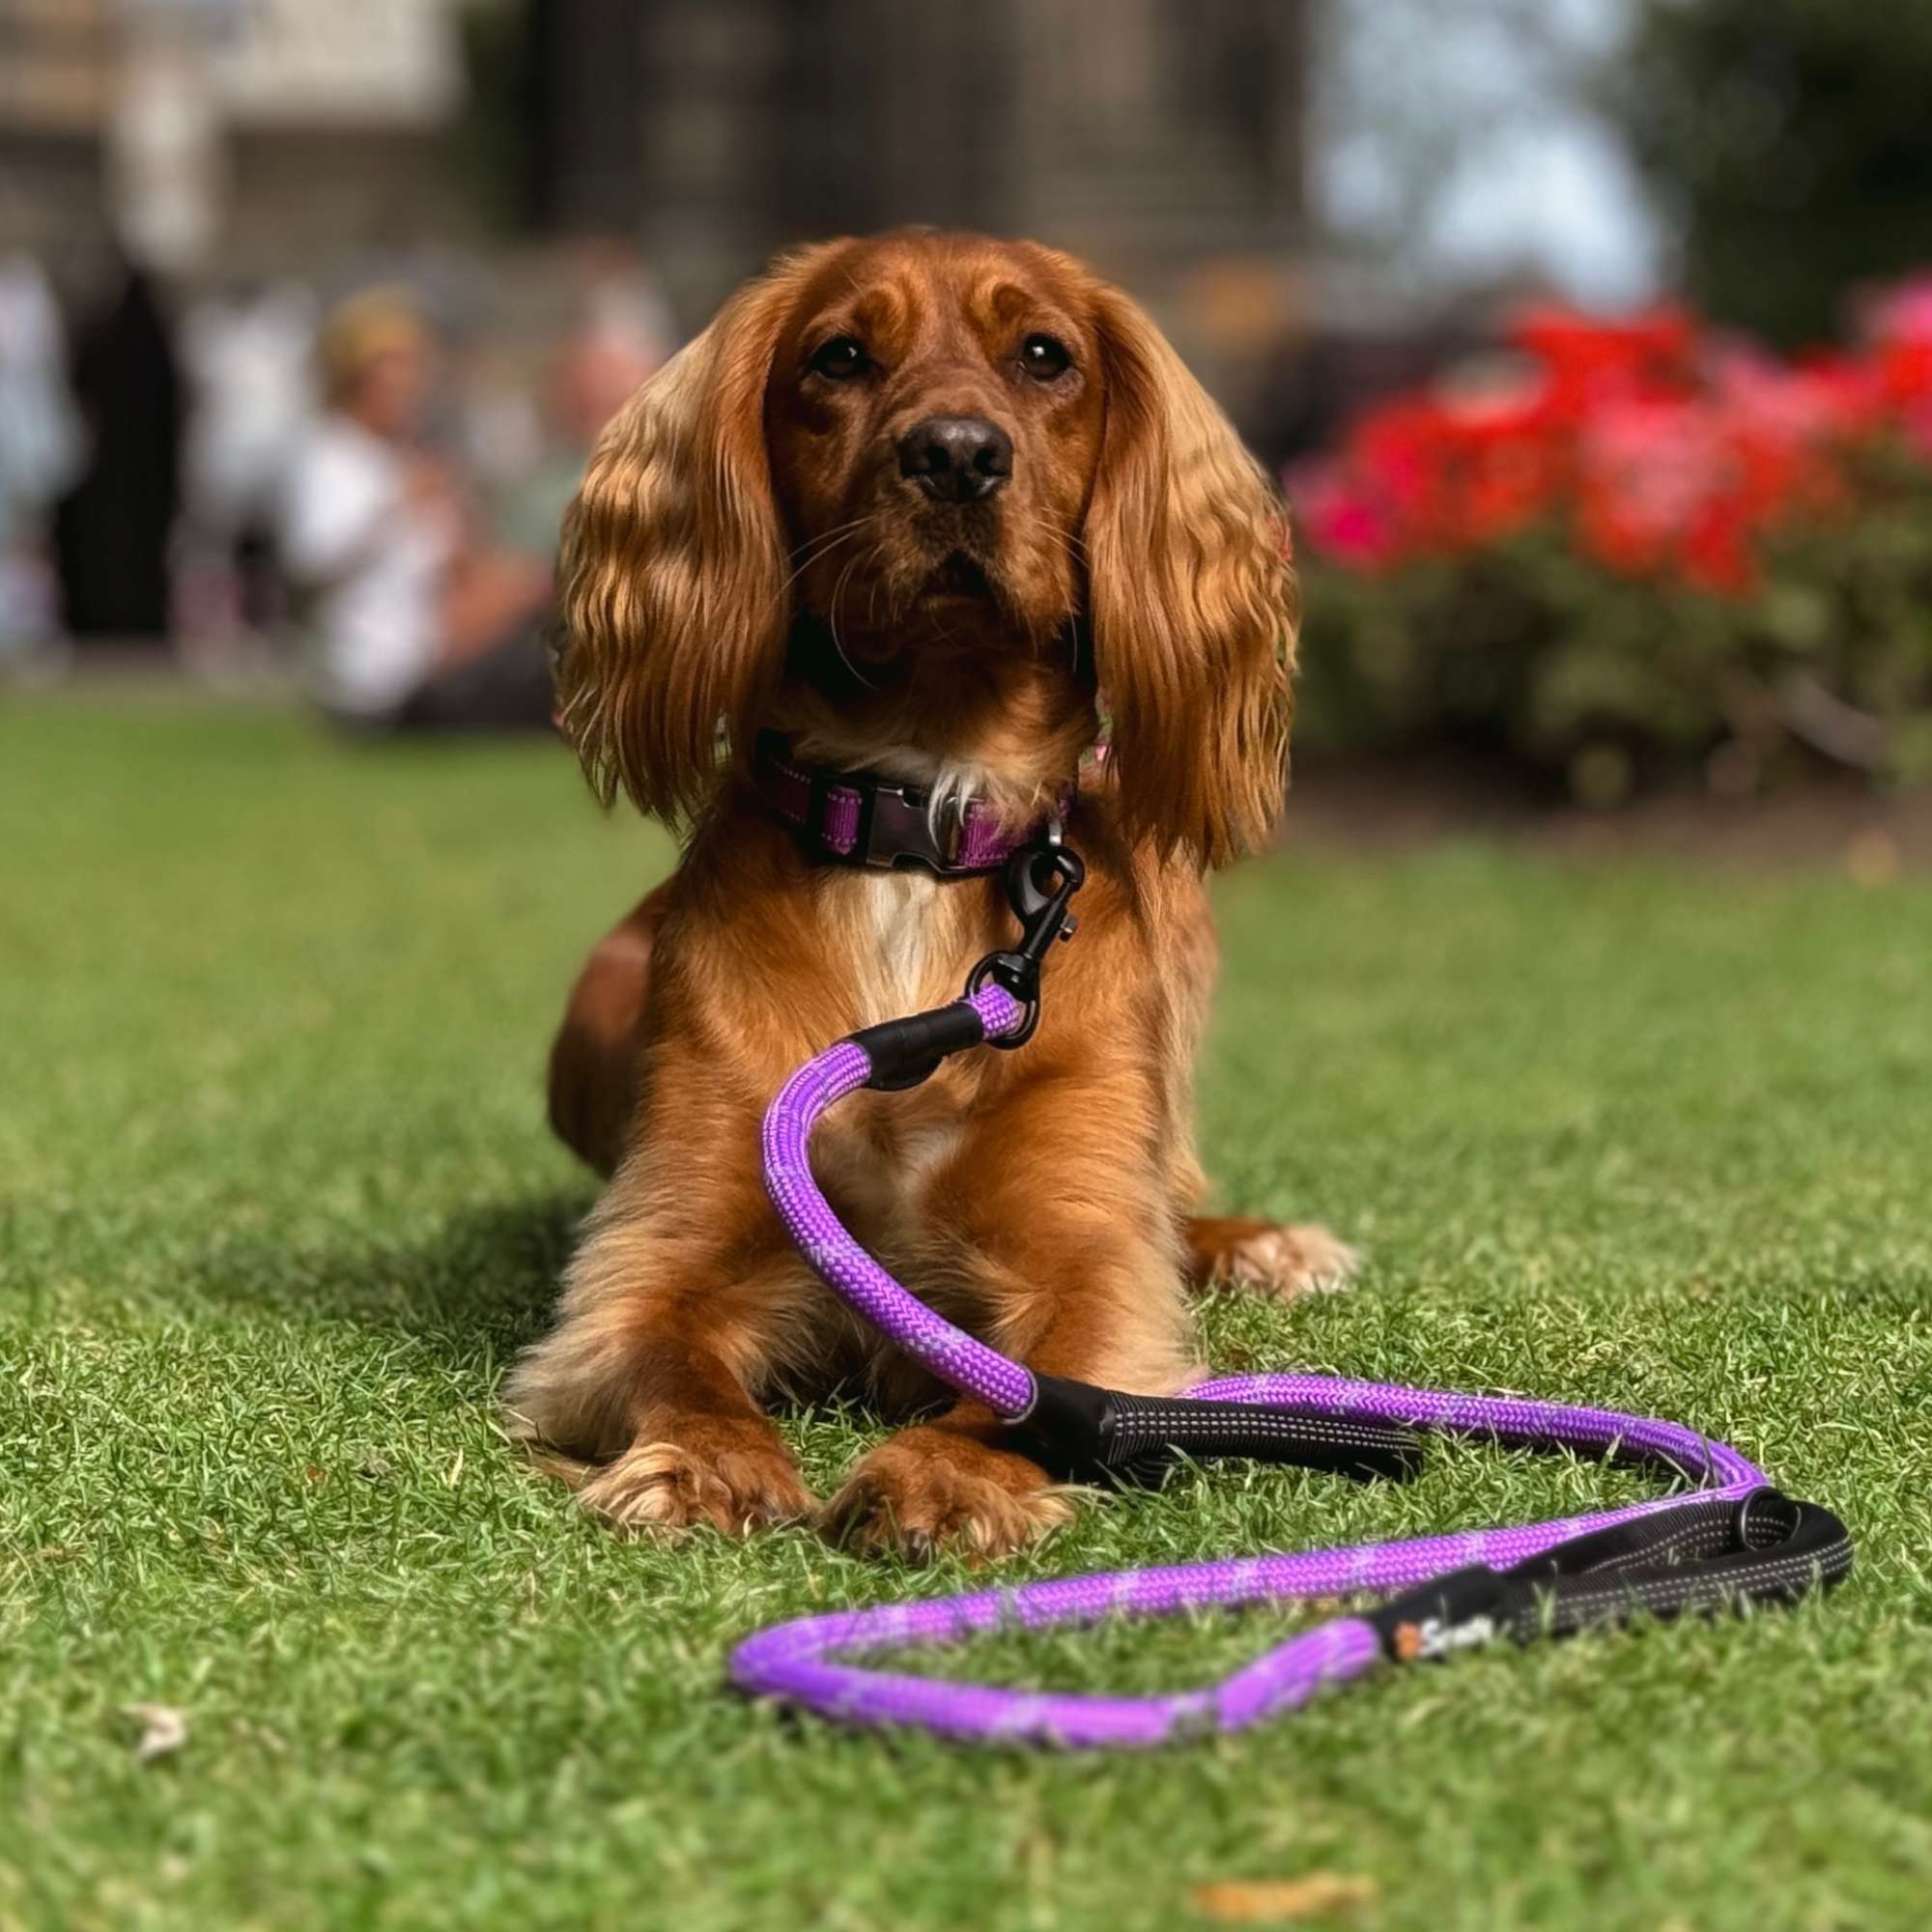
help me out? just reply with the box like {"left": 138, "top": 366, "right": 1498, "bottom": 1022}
{"left": 819, "top": 1426, "right": 1076, "bottom": 1562}
{"left": 578, "top": 1423, "right": 814, "bottom": 1537}
{"left": 1191, "top": 1216, "right": 1362, "bottom": 1299}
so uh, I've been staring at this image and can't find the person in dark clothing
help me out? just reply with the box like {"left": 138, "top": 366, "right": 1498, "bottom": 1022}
{"left": 54, "top": 264, "right": 184, "bottom": 641}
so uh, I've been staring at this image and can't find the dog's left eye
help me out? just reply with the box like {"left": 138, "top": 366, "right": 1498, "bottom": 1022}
{"left": 810, "top": 336, "right": 869, "bottom": 381}
{"left": 1018, "top": 333, "right": 1072, "bottom": 381}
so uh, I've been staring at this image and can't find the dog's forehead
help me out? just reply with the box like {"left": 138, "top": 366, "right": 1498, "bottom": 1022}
{"left": 796, "top": 234, "right": 1080, "bottom": 351}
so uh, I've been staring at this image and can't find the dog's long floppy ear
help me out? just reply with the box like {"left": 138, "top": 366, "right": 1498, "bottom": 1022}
{"left": 1083, "top": 286, "right": 1295, "bottom": 869}
{"left": 554, "top": 250, "right": 825, "bottom": 827}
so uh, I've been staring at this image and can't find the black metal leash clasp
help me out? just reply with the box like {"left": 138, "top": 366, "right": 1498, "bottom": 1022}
{"left": 850, "top": 838, "right": 1086, "bottom": 1090}
{"left": 965, "top": 841, "right": 1085, "bottom": 1051}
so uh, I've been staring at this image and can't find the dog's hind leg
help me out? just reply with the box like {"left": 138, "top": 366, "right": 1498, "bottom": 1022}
{"left": 1183, "top": 1214, "right": 1360, "bottom": 1300}
{"left": 547, "top": 884, "right": 673, "bottom": 1177}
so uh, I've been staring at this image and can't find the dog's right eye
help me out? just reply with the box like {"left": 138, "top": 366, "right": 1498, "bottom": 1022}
{"left": 810, "top": 336, "right": 869, "bottom": 381}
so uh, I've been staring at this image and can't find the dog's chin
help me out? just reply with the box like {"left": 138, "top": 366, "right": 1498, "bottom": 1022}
{"left": 909, "top": 552, "right": 1051, "bottom": 640}
{"left": 922, "top": 550, "right": 995, "bottom": 604}
{"left": 822, "top": 543, "right": 1066, "bottom": 652}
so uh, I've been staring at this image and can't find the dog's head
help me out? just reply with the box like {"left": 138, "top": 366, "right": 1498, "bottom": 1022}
{"left": 556, "top": 230, "right": 1294, "bottom": 867}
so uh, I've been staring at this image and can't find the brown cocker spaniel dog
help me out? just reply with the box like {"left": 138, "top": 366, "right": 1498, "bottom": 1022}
{"left": 509, "top": 229, "right": 1354, "bottom": 1559}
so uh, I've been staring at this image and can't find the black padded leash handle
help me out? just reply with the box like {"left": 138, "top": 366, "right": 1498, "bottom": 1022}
{"left": 1364, "top": 1489, "right": 1853, "bottom": 1661}
{"left": 1014, "top": 1373, "right": 1428, "bottom": 1485}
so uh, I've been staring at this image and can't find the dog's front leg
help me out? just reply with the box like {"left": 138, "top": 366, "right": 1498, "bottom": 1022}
{"left": 503, "top": 1152, "right": 818, "bottom": 1536}
{"left": 820, "top": 1069, "right": 1198, "bottom": 1561}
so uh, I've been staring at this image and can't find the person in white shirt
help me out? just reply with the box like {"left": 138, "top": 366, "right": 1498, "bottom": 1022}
{"left": 180, "top": 279, "right": 318, "bottom": 641}
{"left": 280, "top": 290, "right": 552, "bottom": 728}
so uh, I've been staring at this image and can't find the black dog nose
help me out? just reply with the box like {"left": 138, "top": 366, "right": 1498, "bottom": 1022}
{"left": 897, "top": 415, "right": 1013, "bottom": 502}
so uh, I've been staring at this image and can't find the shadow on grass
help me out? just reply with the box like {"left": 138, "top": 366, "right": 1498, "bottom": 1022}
{"left": 185, "top": 1192, "right": 899, "bottom": 1436}
{"left": 188, "top": 1192, "right": 595, "bottom": 1378}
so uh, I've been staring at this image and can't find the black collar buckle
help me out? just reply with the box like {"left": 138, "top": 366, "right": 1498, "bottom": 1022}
{"left": 854, "top": 776, "right": 962, "bottom": 874}
{"left": 803, "top": 756, "right": 962, "bottom": 875}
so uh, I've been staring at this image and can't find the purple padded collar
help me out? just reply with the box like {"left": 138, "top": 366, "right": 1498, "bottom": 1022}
{"left": 753, "top": 734, "right": 1073, "bottom": 876}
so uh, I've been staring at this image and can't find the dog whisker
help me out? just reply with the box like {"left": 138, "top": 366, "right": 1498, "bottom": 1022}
{"left": 775, "top": 520, "right": 871, "bottom": 610}
{"left": 826, "top": 547, "right": 882, "bottom": 691}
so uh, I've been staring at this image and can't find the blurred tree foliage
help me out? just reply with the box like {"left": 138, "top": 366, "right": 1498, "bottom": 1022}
{"left": 1610, "top": 0, "right": 1932, "bottom": 347}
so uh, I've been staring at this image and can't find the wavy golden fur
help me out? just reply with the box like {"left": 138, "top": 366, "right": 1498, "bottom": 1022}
{"left": 514, "top": 231, "right": 1348, "bottom": 1557}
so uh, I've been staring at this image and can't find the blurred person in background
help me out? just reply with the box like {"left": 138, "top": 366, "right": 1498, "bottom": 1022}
{"left": 489, "top": 243, "right": 671, "bottom": 563}
{"left": 490, "top": 305, "right": 665, "bottom": 564}
{"left": 0, "top": 254, "right": 84, "bottom": 665}
{"left": 52, "top": 258, "right": 184, "bottom": 643}
{"left": 280, "top": 289, "right": 553, "bottom": 731}
{"left": 178, "top": 279, "right": 319, "bottom": 662}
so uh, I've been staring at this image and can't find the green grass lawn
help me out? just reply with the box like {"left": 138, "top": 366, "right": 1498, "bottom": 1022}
{"left": 4, "top": 702, "right": 1929, "bottom": 1932}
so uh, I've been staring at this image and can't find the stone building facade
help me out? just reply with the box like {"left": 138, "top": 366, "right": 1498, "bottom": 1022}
{"left": 534, "top": 0, "right": 1310, "bottom": 323}
{"left": 4, "top": 2, "right": 1308, "bottom": 317}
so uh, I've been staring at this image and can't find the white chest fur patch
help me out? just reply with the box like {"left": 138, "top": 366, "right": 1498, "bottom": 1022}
{"left": 858, "top": 867, "right": 944, "bottom": 1024}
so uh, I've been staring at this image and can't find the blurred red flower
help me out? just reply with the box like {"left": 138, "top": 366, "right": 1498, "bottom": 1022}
{"left": 1288, "top": 283, "right": 1932, "bottom": 597}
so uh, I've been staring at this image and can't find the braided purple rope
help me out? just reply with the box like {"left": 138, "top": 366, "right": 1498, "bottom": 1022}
{"left": 739, "top": 982, "right": 1767, "bottom": 1747}
{"left": 760, "top": 986, "right": 1037, "bottom": 1416}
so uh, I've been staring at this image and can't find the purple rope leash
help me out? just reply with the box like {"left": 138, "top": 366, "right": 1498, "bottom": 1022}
{"left": 733, "top": 863, "right": 1851, "bottom": 1748}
